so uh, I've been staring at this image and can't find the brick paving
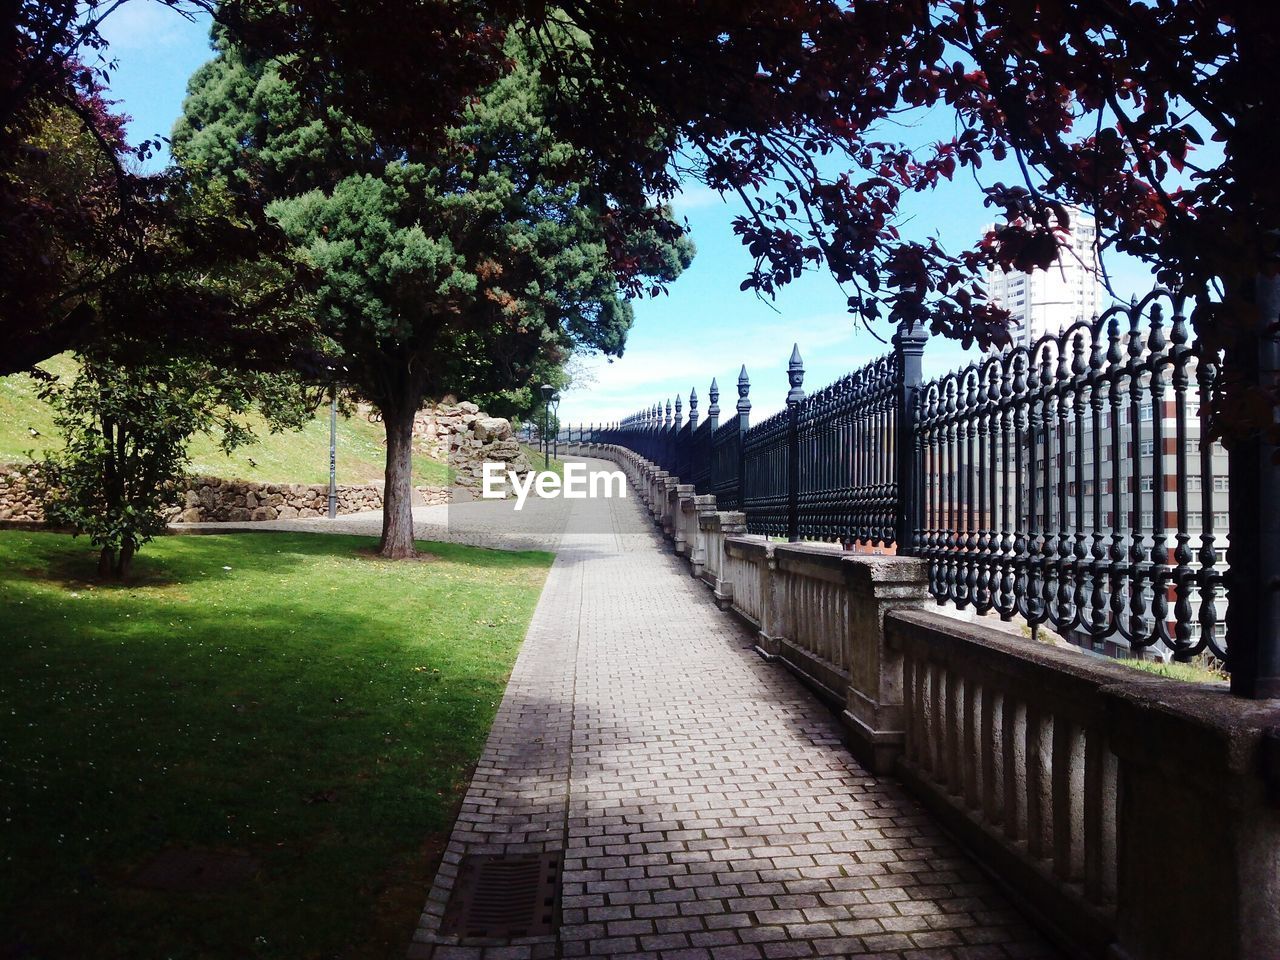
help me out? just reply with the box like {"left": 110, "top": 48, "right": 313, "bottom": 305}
{"left": 409, "top": 458, "right": 1060, "bottom": 960}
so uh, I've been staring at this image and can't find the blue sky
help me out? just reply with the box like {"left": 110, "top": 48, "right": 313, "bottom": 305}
{"left": 98, "top": 3, "right": 1162, "bottom": 426}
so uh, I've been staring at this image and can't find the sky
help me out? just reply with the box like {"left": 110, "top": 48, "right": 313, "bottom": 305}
{"left": 96, "top": 3, "right": 1163, "bottom": 427}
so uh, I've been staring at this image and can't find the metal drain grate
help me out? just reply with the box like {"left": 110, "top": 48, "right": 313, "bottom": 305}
{"left": 440, "top": 851, "right": 562, "bottom": 939}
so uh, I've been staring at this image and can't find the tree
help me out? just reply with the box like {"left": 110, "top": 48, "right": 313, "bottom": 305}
{"left": 35, "top": 354, "right": 311, "bottom": 578}
{"left": 222, "top": 4, "right": 1280, "bottom": 365}
{"left": 174, "top": 36, "right": 693, "bottom": 557}
{"left": 13, "top": 3, "right": 1279, "bottom": 434}
{"left": 2, "top": 2, "right": 318, "bottom": 377}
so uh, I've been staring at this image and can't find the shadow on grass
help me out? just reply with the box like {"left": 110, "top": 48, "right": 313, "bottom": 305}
{"left": 6, "top": 529, "right": 552, "bottom": 592}
{"left": 0, "top": 529, "right": 552, "bottom": 960}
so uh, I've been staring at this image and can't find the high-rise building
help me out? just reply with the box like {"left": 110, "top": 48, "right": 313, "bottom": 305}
{"left": 984, "top": 209, "right": 1102, "bottom": 349}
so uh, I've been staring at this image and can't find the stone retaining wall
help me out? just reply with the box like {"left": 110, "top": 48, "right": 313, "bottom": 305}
{"left": 0, "top": 462, "right": 450, "bottom": 525}
{"left": 169, "top": 477, "right": 450, "bottom": 523}
{"left": 0, "top": 463, "right": 43, "bottom": 523}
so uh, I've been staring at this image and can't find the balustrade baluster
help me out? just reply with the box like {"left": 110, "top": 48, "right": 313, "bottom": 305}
{"left": 1002, "top": 698, "right": 1024, "bottom": 842}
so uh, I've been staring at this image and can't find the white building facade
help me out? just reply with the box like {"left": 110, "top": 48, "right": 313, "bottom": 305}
{"left": 985, "top": 210, "right": 1102, "bottom": 349}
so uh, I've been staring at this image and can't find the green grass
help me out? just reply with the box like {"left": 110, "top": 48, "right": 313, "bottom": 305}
{"left": 519, "top": 443, "right": 567, "bottom": 479}
{"left": 0, "top": 530, "right": 553, "bottom": 960}
{"left": 0, "top": 358, "right": 451, "bottom": 486}
{"left": 1119, "top": 655, "right": 1228, "bottom": 684}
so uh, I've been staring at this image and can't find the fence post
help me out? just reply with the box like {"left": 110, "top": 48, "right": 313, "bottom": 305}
{"left": 687, "top": 387, "right": 698, "bottom": 481}
{"left": 671, "top": 396, "right": 681, "bottom": 472}
{"left": 786, "top": 344, "right": 806, "bottom": 542}
{"left": 1226, "top": 274, "right": 1280, "bottom": 698}
{"left": 737, "top": 365, "right": 751, "bottom": 508}
{"left": 708, "top": 378, "right": 720, "bottom": 433}
{"left": 894, "top": 321, "right": 928, "bottom": 552}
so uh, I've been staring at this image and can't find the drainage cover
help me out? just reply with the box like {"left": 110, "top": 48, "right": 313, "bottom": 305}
{"left": 440, "top": 851, "right": 562, "bottom": 939}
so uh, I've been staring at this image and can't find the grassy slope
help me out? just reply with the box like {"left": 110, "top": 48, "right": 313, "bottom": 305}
{"left": 0, "top": 358, "right": 450, "bottom": 486}
{"left": 0, "top": 530, "right": 552, "bottom": 960}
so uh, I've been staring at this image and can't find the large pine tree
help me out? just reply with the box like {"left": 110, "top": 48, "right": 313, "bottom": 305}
{"left": 174, "top": 35, "right": 692, "bottom": 557}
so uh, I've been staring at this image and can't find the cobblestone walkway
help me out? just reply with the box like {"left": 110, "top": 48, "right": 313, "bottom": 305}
{"left": 410, "top": 459, "right": 1058, "bottom": 960}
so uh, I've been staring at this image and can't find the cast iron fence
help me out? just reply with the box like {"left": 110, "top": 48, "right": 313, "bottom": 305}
{"left": 578, "top": 288, "right": 1280, "bottom": 691}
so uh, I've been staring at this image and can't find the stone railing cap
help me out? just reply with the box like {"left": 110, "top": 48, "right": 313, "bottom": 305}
{"left": 724, "top": 534, "right": 773, "bottom": 558}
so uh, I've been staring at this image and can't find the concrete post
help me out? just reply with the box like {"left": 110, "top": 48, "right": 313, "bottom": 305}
{"left": 1105, "top": 685, "right": 1280, "bottom": 960}
{"left": 840, "top": 556, "right": 930, "bottom": 774}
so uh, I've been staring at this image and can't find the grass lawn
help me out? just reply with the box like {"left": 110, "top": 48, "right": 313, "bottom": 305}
{"left": 0, "top": 356, "right": 451, "bottom": 487}
{"left": 519, "top": 443, "right": 567, "bottom": 479}
{"left": 0, "top": 530, "right": 552, "bottom": 960}
{"left": 1118, "top": 655, "right": 1228, "bottom": 684}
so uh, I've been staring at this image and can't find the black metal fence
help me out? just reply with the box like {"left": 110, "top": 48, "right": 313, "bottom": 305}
{"left": 574, "top": 288, "right": 1280, "bottom": 690}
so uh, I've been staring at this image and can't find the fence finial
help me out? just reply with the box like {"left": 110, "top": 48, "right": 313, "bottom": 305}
{"left": 674, "top": 393, "right": 682, "bottom": 428}
{"left": 737, "top": 365, "right": 751, "bottom": 416}
{"left": 688, "top": 386, "right": 698, "bottom": 424}
{"left": 787, "top": 344, "right": 806, "bottom": 405}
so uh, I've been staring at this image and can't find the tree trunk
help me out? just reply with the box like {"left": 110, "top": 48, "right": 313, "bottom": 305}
{"left": 98, "top": 546, "right": 114, "bottom": 579}
{"left": 380, "top": 402, "right": 418, "bottom": 558}
{"left": 115, "top": 540, "right": 135, "bottom": 579}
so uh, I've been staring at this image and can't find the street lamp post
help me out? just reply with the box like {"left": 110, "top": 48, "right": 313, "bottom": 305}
{"left": 540, "top": 383, "right": 554, "bottom": 470}
{"left": 327, "top": 384, "right": 338, "bottom": 519}
{"left": 551, "top": 392, "right": 561, "bottom": 462}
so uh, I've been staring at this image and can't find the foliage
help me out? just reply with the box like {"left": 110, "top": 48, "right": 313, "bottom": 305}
{"left": 35, "top": 355, "right": 312, "bottom": 577}
{"left": 14, "top": 2, "right": 1280, "bottom": 436}
{"left": 220, "top": 3, "right": 1277, "bottom": 328}
{"left": 0, "top": 529, "right": 551, "bottom": 959}
{"left": 3, "top": 3, "right": 316, "bottom": 377}
{"left": 175, "top": 35, "right": 692, "bottom": 404}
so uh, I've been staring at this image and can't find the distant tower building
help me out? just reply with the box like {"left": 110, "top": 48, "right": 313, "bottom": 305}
{"left": 984, "top": 208, "right": 1102, "bottom": 349}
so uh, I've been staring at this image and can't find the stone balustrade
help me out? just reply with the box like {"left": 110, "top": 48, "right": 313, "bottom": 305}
{"left": 563, "top": 440, "right": 1280, "bottom": 960}
{"left": 891, "top": 609, "right": 1121, "bottom": 955}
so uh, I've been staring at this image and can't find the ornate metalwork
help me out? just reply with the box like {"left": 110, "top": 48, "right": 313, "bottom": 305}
{"left": 912, "top": 290, "right": 1225, "bottom": 660}
{"left": 794, "top": 351, "right": 901, "bottom": 545}
{"left": 588, "top": 289, "right": 1228, "bottom": 664}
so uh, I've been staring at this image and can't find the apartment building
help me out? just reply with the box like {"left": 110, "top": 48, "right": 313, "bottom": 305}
{"left": 985, "top": 209, "right": 1102, "bottom": 349}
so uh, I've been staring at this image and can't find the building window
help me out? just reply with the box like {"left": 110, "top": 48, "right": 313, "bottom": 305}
{"left": 1139, "top": 476, "right": 1154, "bottom": 492}
{"left": 1214, "top": 476, "right": 1229, "bottom": 492}
{"left": 1139, "top": 439, "right": 1155, "bottom": 456}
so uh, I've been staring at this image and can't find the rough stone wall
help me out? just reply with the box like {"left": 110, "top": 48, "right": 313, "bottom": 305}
{"left": 0, "top": 462, "right": 450, "bottom": 525}
{"left": 0, "top": 463, "right": 44, "bottom": 522}
{"left": 170, "top": 478, "right": 450, "bottom": 523}
{"left": 411, "top": 399, "right": 482, "bottom": 461}
{"left": 449, "top": 415, "right": 533, "bottom": 498}
{"left": 411, "top": 401, "right": 534, "bottom": 493}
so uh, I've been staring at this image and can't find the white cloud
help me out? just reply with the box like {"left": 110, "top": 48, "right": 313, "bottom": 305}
{"left": 558, "top": 312, "right": 881, "bottom": 425}
{"left": 670, "top": 184, "right": 731, "bottom": 212}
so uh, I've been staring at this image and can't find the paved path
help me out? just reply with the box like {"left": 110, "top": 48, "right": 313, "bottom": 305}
{"left": 410, "top": 459, "right": 1059, "bottom": 960}
{"left": 170, "top": 496, "right": 570, "bottom": 552}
